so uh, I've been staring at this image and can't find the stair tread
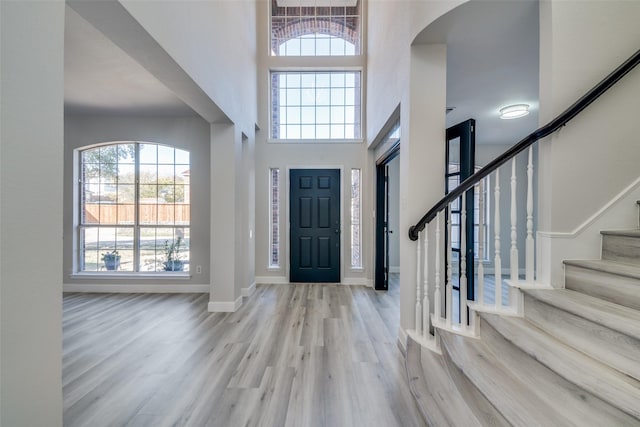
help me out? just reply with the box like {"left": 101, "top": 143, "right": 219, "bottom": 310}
{"left": 563, "top": 259, "right": 640, "bottom": 279}
{"left": 482, "top": 313, "right": 640, "bottom": 419}
{"left": 601, "top": 229, "right": 640, "bottom": 237}
{"left": 440, "top": 330, "right": 588, "bottom": 427}
{"left": 406, "top": 337, "right": 482, "bottom": 427}
{"left": 477, "top": 313, "right": 640, "bottom": 426}
{"left": 524, "top": 288, "right": 640, "bottom": 340}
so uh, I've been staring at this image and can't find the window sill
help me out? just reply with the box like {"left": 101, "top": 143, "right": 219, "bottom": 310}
{"left": 70, "top": 272, "right": 192, "bottom": 280}
{"left": 267, "top": 138, "right": 364, "bottom": 145}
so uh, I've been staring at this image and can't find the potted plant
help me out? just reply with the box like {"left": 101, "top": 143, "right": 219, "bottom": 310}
{"left": 101, "top": 250, "right": 121, "bottom": 271}
{"left": 163, "top": 237, "right": 184, "bottom": 271}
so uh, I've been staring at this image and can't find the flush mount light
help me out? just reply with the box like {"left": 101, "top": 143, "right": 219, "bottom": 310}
{"left": 499, "top": 104, "right": 530, "bottom": 119}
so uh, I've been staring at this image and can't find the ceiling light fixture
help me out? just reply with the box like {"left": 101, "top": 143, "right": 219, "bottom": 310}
{"left": 499, "top": 104, "right": 530, "bottom": 119}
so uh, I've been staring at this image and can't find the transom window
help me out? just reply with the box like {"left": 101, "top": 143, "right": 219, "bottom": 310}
{"left": 270, "top": 71, "right": 362, "bottom": 140}
{"left": 78, "top": 142, "right": 190, "bottom": 273}
{"left": 271, "top": 0, "right": 361, "bottom": 56}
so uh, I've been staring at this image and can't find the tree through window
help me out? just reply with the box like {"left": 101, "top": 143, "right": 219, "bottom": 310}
{"left": 79, "top": 142, "right": 190, "bottom": 272}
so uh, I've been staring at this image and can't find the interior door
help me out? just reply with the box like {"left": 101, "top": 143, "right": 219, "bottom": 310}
{"left": 446, "top": 119, "right": 476, "bottom": 316}
{"left": 290, "top": 169, "right": 340, "bottom": 283}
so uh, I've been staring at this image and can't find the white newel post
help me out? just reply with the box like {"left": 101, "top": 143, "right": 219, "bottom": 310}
{"left": 446, "top": 208, "right": 453, "bottom": 327}
{"left": 423, "top": 228, "right": 430, "bottom": 338}
{"left": 477, "top": 180, "right": 485, "bottom": 305}
{"left": 526, "top": 147, "right": 535, "bottom": 282}
{"left": 434, "top": 214, "right": 442, "bottom": 321}
{"left": 460, "top": 195, "right": 468, "bottom": 327}
{"left": 415, "top": 235, "right": 422, "bottom": 335}
{"left": 510, "top": 158, "right": 519, "bottom": 282}
{"left": 494, "top": 169, "right": 502, "bottom": 308}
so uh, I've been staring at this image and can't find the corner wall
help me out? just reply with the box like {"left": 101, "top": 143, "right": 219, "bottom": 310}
{"left": 1, "top": 1, "right": 64, "bottom": 424}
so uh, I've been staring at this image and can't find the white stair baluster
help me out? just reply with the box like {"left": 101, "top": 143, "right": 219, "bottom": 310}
{"left": 510, "top": 158, "right": 519, "bottom": 283}
{"left": 423, "top": 226, "right": 430, "bottom": 338}
{"left": 434, "top": 213, "right": 442, "bottom": 321}
{"left": 446, "top": 207, "right": 453, "bottom": 327}
{"left": 460, "top": 195, "right": 468, "bottom": 328}
{"left": 526, "top": 146, "right": 535, "bottom": 282}
{"left": 415, "top": 234, "right": 422, "bottom": 335}
{"left": 477, "top": 180, "right": 485, "bottom": 306}
{"left": 494, "top": 169, "right": 502, "bottom": 308}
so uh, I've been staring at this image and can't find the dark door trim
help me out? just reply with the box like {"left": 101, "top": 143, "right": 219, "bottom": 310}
{"left": 375, "top": 142, "right": 400, "bottom": 290}
{"left": 445, "top": 119, "right": 476, "bottom": 305}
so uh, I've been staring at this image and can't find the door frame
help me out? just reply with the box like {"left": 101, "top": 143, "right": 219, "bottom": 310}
{"left": 375, "top": 143, "right": 400, "bottom": 291}
{"left": 285, "top": 165, "right": 344, "bottom": 283}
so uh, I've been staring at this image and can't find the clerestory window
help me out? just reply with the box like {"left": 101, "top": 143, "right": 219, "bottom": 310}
{"left": 271, "top": 0, "right": 361, "bottom": 57}
{"left": 77, "top": 142, "right": 190, "bottom": 273}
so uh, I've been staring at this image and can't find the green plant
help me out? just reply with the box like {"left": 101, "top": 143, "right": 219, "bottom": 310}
{"left": 163, "top": 237, "right": 185, "bottom": 271}
{"left": 164, "top": 237, "right": 183, "bottom": 262}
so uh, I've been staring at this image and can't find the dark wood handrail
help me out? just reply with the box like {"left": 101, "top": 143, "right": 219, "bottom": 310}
{"left": 409, "top": 48, "right": 640, "bottom": 241}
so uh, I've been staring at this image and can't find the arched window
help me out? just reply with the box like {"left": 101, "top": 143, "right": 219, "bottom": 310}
{"left": 78, "top": 142, "right": 190, "bottom": 273}
{"left": 271, "top": 0, "right": 361, "bottom": 56}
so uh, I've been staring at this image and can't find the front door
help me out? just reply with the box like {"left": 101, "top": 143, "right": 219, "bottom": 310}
{"left": 290, "top": 169, "right": 341, "bottom": 282}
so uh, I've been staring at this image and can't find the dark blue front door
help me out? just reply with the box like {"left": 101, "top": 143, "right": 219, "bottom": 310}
{"left": 290, "top": 169, "right": 340, "bottom": 283}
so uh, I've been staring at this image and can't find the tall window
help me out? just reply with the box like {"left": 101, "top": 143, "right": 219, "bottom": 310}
{"left": 271, "top": 0, "right": 361, "bottom": 56}
{"left": 269, "top": 168, "right": 280, "bottom": 268}
{"left": 79, "top": 143, "right": 190, "bottom": 273}
{"left": 351, "top": 168, "right": 362, "bottom": 268}
{"left": 270, "top": 71, "right": 362, "bottom": 140}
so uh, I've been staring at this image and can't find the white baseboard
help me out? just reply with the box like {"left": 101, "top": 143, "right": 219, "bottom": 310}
{"left": 341, "top": 277, "right": 374, "bottom": 287}
{"left": 389, "top": 266, "right": 400, "bottom": 274}
{"left": 63, "top": 283, "right": 210, "bottom": 293}
{"left": 208, "top": 295, "right": 243, "bottom": 312}
{"left": 255, "top": 276, "right": 288, "bottom": 284}
{"left": 242, "top": 281, "right": 256, "bottom": 297}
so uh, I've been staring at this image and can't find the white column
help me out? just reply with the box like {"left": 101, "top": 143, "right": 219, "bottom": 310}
{"left": 526, "top": 147, "right": 535, "bottom": 282}
{"left": 494, "top": 169, "right": 502, "bottom": 308}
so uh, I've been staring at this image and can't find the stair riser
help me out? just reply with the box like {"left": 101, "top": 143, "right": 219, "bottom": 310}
{"left": 602, "top": 234, "right": 640, "bottom": 264}
{"left": 565, "top": 264, "right": 640, "bottom": 311}
{"left": 524, "top": 294, "right": 640, "bottom": 381}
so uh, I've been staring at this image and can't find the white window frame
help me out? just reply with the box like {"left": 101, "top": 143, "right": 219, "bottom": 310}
{"left": 75, "top": 142, "right": 191, "bottom": 275}
{"left": 268, "top": 167, "right": 281, "bottom": 269}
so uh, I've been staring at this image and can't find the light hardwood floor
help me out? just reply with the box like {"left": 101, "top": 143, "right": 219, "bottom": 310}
{"left": 63, "top": 277, "right": 425, "bottom": 427}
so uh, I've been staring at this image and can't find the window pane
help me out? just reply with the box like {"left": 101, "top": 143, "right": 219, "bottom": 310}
{"left": 271, "top": 0, "right": 360, "bottom": 57}
{"left": 79, "top": 142, "right": 191, "bottom": 273}
{"left": 269, "top": 168, "right": 280, "bottom": 268}
{"left": 351, "top": 169, "right": 361, "bottom": 268}
{"left": 271, "top": 71, "right": 361, "bottom": 140}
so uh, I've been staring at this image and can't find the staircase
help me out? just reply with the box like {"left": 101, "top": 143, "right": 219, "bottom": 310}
{"left": 406, "top": 205, "right": 640, "bottom": 426}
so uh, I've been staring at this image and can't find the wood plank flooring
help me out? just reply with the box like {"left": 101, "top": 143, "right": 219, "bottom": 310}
{"left": 63, "top": 278, "right": 425, "bottom": 427}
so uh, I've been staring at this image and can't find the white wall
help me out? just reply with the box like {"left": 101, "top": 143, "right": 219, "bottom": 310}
{"left": 120, "top": 0, "right": 258, "bottom": 136}
{"left": 537, "top": 0, "right": 640, "bottom": 286}
{"left": 63, "top": 115, "right": 211, "bottom": 291}
{"left": 1, "top": 1, "right": 64, "bottom": 425}
{"left": 254, "top": 0, "right": 372, "bottom": 285}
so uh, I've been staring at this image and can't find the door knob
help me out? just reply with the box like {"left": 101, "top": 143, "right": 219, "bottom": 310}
{"left": 335, "top": 229, "right": 340, "bottom": 233}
